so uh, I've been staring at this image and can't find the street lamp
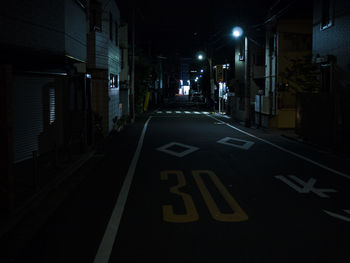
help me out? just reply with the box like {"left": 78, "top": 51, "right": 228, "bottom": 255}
{"left": 232, "top": 26, "right": 251, "bottom": 127}
{"left": 232, "top": 26, "right": 243, "bottom": 38}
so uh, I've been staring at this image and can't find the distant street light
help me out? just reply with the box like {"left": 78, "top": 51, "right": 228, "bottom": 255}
{"left": 232, "top": 25, "right": 251, "bottom": 127}
{"left": 196, "top": 51, "right": 215, "bottom": 106}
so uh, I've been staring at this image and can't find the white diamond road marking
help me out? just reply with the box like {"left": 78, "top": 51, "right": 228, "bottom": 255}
{"left": 156, "top": 142, "right": 199, "bottom": 157}
{"left": 217, "top": 137, "right": 255, "bottom": 150}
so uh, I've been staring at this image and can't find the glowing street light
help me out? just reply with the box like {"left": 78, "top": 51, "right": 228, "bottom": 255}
{"left": 232, "top": 26, "right": 243, "bottom": 38}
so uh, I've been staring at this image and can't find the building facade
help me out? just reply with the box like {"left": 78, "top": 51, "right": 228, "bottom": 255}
{"left": 310, "top": 0, "right": 350, "bottom": 151}
{"left": 229, "top": 36, "right": 265, "bottom": 125}
{"left": 87, "top": 0, "right": 122, "bottom": 135}
{"left": 264, "top": 18, "right": 312, "bottom": 129}
{"left": 0, "top": 0, "right": 91, "bottom": 211}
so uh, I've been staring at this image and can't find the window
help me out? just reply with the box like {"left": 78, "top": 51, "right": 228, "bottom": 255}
{"left": 321, "top": 0, "right": 333, "bottom": 30}
{"left": 109, "top": 74, "right": 119, "bottom": 89}
{"left": 109, "top": 12, "right": 113, "bottom": 41}
{"left": 110, "top": 74, "right": 115, "bottom": 88}
{"left": 115, "top": 22, "right": 119, "bottom": 45}
{"left": 90, "top": 0, "right": 102, "bottom": 31}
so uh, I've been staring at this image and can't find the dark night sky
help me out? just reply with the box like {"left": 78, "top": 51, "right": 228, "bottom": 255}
{"left": 117, "top": 0, "right": 311, "bottom": 58}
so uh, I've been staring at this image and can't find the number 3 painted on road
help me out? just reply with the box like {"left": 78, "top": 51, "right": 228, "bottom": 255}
{"left": 161, "top": 170, "right": 248, "bottom": 223}
{"left": 160, "top": 170, "right": 199, "bottom": 223}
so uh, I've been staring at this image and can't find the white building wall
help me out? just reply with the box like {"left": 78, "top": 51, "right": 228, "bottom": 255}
{"left": 88, "top": 0, "right": 122, "bottom": 132}
{"left": 64, "top": 0, "right": 87, "bottom": 61}
{"left": 0, "top": 0, "right": 86, "bottom": 62}
{"left": 0, "top": 0, "right": 64, "bottom": 53}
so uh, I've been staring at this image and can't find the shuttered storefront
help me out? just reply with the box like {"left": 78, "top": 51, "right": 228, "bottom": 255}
{"left": 12, "top": 74, "right": 55, "bottom": 163}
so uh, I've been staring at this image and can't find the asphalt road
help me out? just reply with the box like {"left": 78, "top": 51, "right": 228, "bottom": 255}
{"left": 8, "top": 96, "right": 350, "bottom": 263}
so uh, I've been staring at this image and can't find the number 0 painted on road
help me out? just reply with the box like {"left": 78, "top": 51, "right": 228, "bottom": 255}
{"left": 193, "top": 170, "right": 248, "bottom": 222}
{"left": 161, "top": 170, "right": 248, "bottom": 223}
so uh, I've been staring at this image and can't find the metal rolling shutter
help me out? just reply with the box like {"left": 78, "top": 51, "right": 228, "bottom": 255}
{"left": 49, "top": 87, "right": 56, "bottom": 124}
{"left": 12, "top": 74, "right": 54, "bottom": 163}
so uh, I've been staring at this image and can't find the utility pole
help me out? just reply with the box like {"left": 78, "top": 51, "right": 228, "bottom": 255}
{"left": 1, "top": 65, "right": 15, "bottom": 213}
{"left": 208, "top": 57, "right": 215, "bottom": 101}
{"left": 208, "top": 19, "right": 216, "bottom": 110}
{"left": 129, "top": 6, "right": 135, "bottom": 123}
{"left": 244, "top": 36, "right": 251, "bottom": 127}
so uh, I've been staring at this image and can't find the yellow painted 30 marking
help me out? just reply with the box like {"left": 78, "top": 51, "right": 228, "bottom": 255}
{"left": 193, "top": 170, "right": 248, "bottom": 222}
{"left": 161, "top": 170, "right": 248, "bottom": 223}
{"left": 160, "top": 170, "right": 199, "bottom": 223}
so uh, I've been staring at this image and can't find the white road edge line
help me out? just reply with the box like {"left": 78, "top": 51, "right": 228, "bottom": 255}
{"left": 93, "top": 116, "right": 152, "bottom": 263}
{"left": 207, "top": 114, "right": 350, "bottom": 180}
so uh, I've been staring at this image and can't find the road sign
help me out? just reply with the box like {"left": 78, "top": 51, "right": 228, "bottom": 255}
{"left": 216, "top": 65, "right": 223, "bottom": 82}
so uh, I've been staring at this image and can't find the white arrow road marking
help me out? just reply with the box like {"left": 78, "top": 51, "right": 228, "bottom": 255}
{"left": 275, "top": 175, "right": 337, "bottom": 198}
{"left": 323, "top": 209, "right": 350, "bottom": 222}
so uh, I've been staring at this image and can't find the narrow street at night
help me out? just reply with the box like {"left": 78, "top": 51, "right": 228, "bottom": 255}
{"left": 3, "top": 96, "right": 349, "bottom": 263}
{"left": 2, "top": 0, "right": 350, "bottom": 262}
